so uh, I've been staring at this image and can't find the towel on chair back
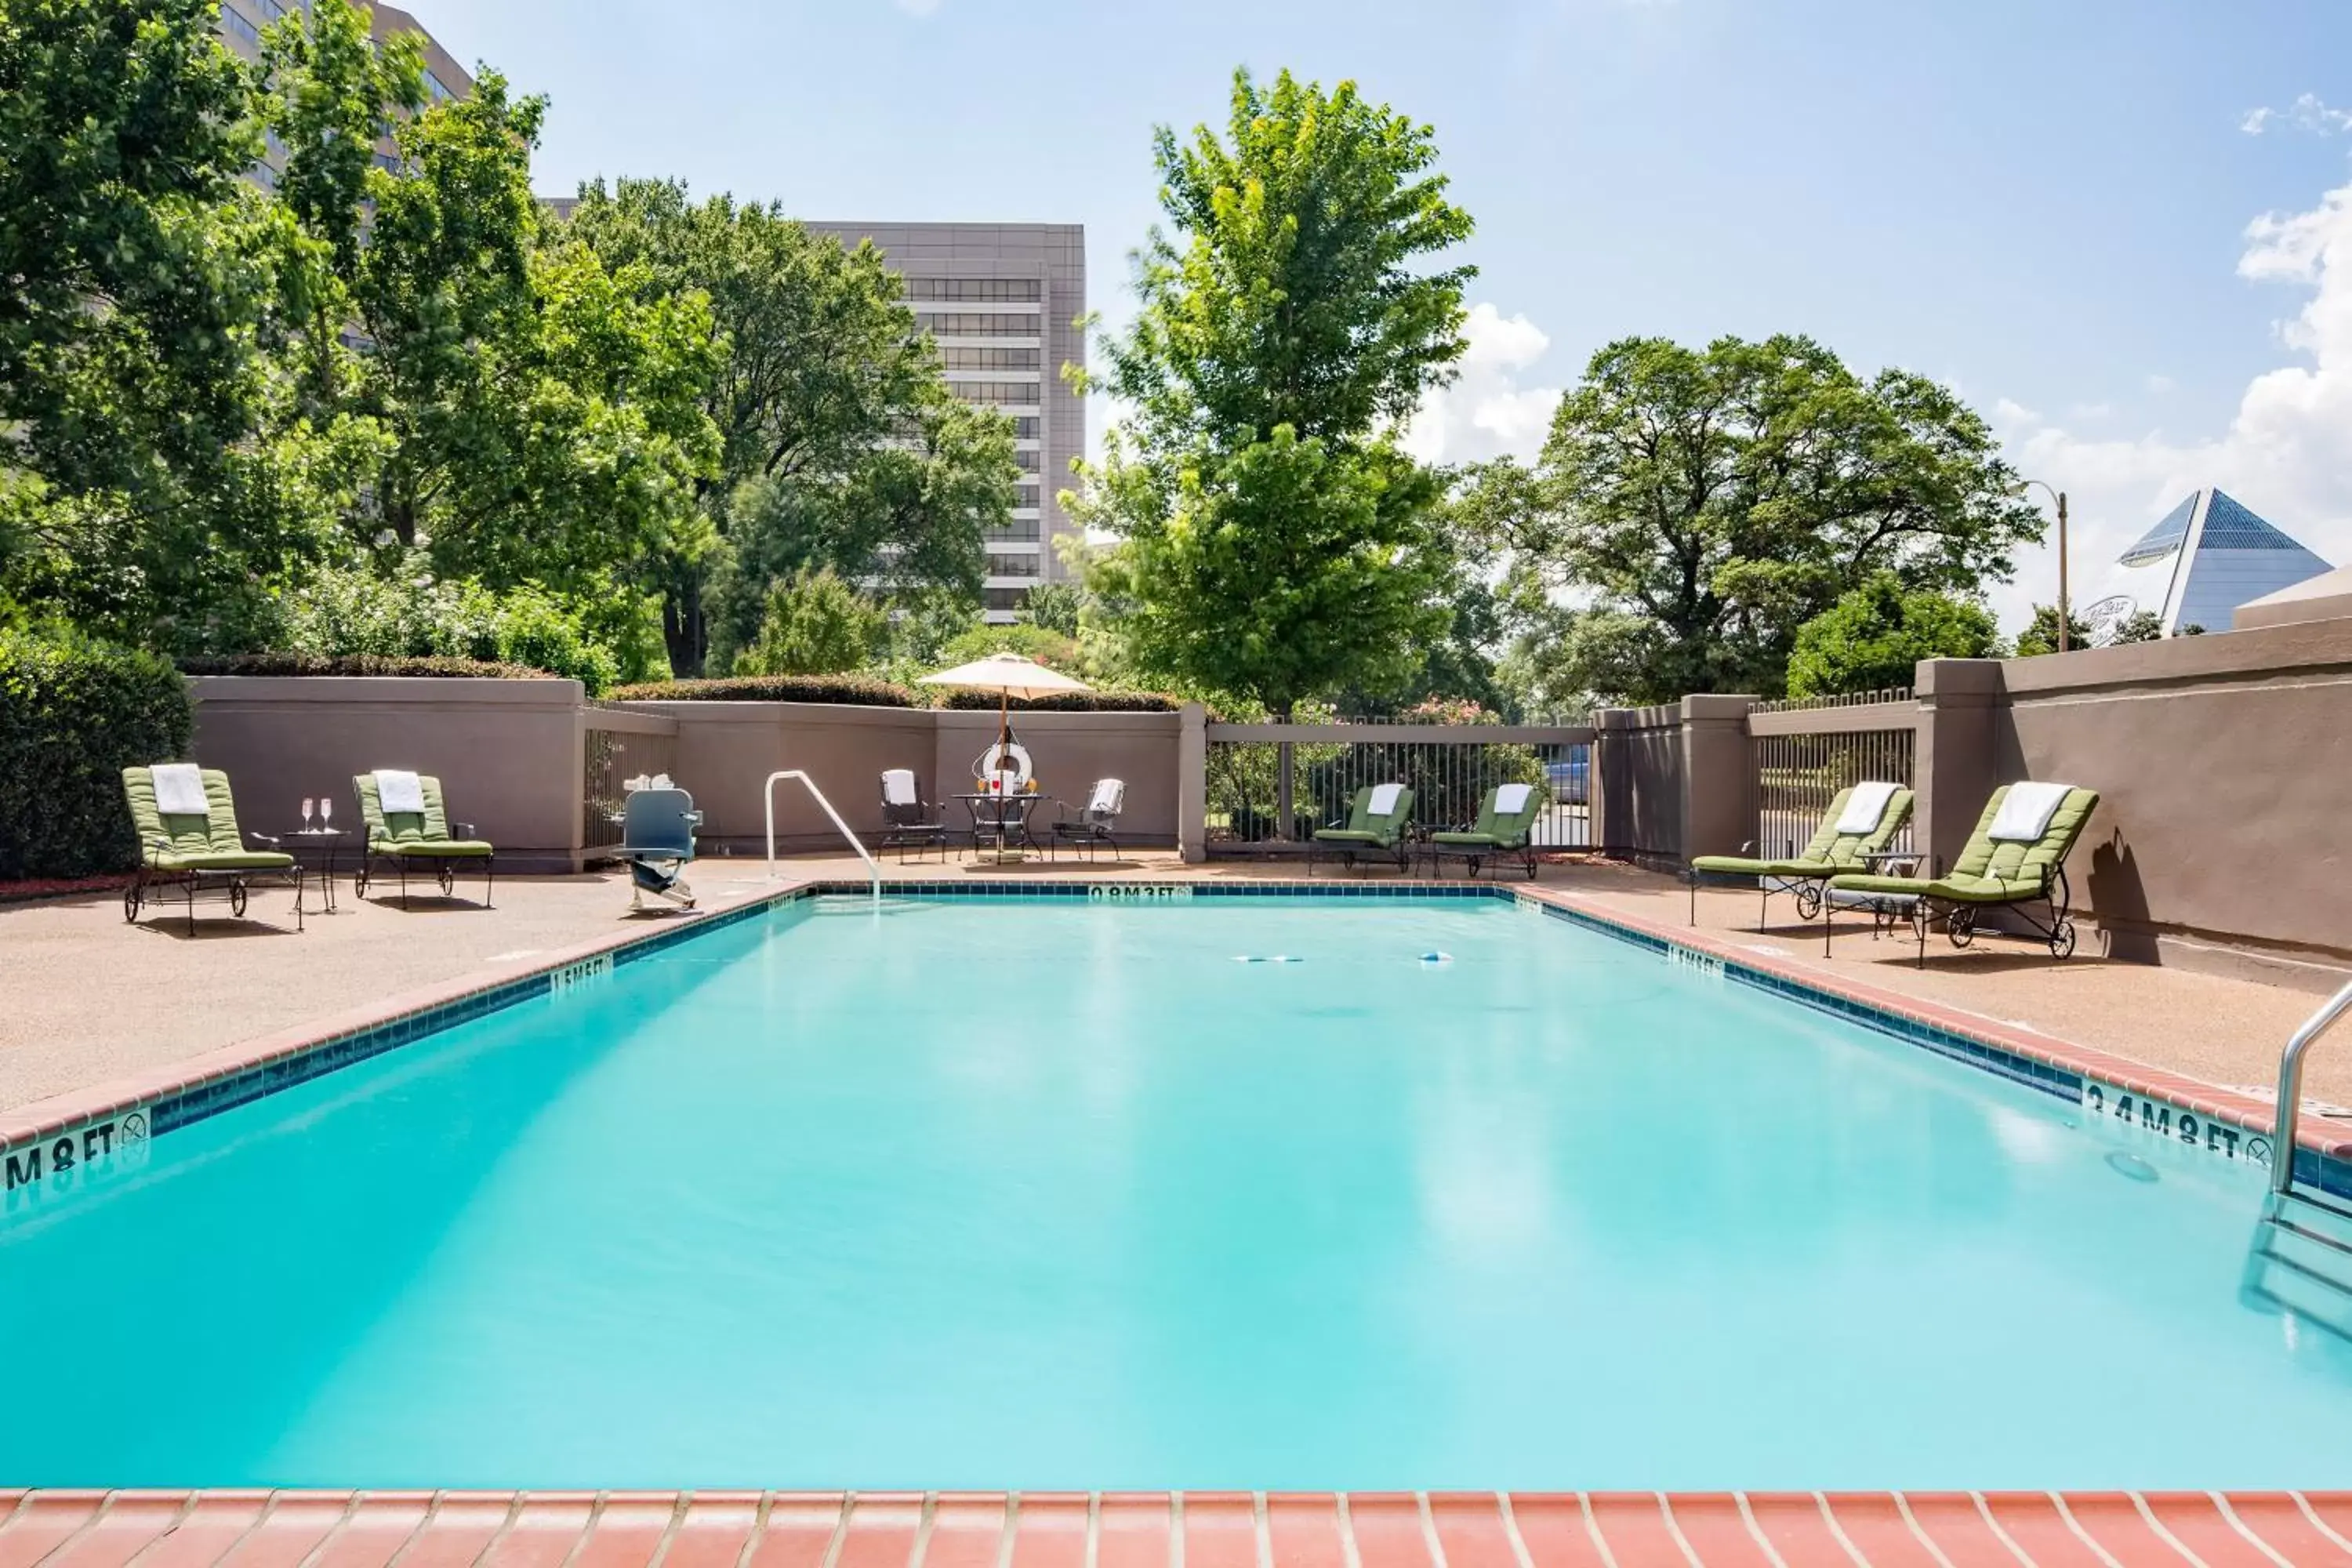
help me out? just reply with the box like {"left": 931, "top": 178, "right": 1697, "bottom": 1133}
{"left": 1494, "top": 782, "right": 1533, "bottom": 815}
{"left": 374, "top": 770, "right": 426, "bottom": 814}
{"left": 1988, "top": 781, "right": 2074, "bottom": 842}
{"left": 881, "top": 769, "right": 920, "bottom": 807}
{"left": 1367, "top": 782, "right": 1404, "bottom": 817}
{"left": 151, "top": 763, "right": 209, "bottom": 818}
{"left": 1834, "top": 781, "right": 1900, "bottom": 836}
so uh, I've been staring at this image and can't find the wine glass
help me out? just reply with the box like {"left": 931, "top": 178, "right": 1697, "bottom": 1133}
{"left": 300, "top": 797, "right": 314, "bottom": 832}
{"left": 319, "top": 796, "right": 334, "bottom": 831}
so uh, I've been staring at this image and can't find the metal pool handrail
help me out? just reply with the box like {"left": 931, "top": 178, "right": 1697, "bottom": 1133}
{"left": 2273, "top": 975, "right": 2352, "bottom": 1195}
{"left": 765, "top": 770, "right": 880, "bottom": 906}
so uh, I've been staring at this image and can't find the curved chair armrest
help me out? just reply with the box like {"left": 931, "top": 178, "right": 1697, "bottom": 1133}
{"left": 143, "top": 837, "right": 177, "bottom": 865}
{"left": 245, "top": 831, "right": 282, "bottom": 848}
{"left": 452, "top": 821, "right": 477, "bottom": 838}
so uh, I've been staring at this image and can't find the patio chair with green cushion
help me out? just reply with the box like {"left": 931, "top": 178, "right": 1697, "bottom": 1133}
{"left": 1309, "top": 782, "right": 1416, "bottom": 875}
{"left": 351, "top": 770, "right": 495, "bottom": 909}
{"left": 1825, "top": 781, "right": 2100, "bottom": 965}
{"left": 1686, "top": 782, "right": 1915, "bottom": 928}
{"left": 1425, "top": 780, "right": 1552, "bottom": 880}
{"left": 120, "top": 764, "right": 304, "bottom": 935}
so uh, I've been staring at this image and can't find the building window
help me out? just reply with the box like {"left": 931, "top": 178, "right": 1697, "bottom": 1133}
{"left": 984, "top": 587, "right": 1030, "bottom": 612}
{"left": 987, "top": 553, "right": 1042, "bottom": 579}
{"left": 941, "top": 347, "right": 1040, "bottom": 372}
{"left": 1012, "top": 449, "right": 1040, "bottom": 472}
{"left": 263, "top": 128, "right": 289, "bottom": 159}
{"left": 424, "top": 69, "right": 454, "bottom": 103}
{"left": 1013, "top": 484, "right": 1041, "bottom": 508}
{"left": 916, "top": 312, "right": 1039, "bottom": 336}
{"left": 903, "top": 278, "right": 1044, "bottom": 303}
{"left": 248, "top": 162, "right": 279, "bottom": 191}
{"left": 951, "top": 382, "right": 1042, "bottom": 407}
{"left": 219, "top": 2, "right": 260, "bottom": 44}
{"left": 252, "top": 0, "right": 288, "bottom": 19}
{"left": 1009, "top": 416, "right": 1041, "bottom": 440}
{"left": 985, "top": 519, "right": 1042, "bottom": 542}
{"left": 372, "top": 151, "right": 403, "bottom": 173}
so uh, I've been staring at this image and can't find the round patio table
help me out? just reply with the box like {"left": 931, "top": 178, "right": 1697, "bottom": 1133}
{"left": 285, "top": 827, "right": 349, "bottom": 913}
{"left": 955, "top": 792, "right": 1047, "bottom": 864}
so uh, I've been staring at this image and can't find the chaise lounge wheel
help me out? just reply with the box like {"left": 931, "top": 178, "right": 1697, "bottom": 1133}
{"left": 437, "top": 862, "right": 456, "bottom": 896}
{"left": 229, "top": 880, "right": 249, "bottom": 917}
{"left": 1795, "top": 884, "right": 1823, "bottom": 920}
{"left": 2050, "top": 920, "right": 2077, "bottom": 960}
{"left": 1947, "top": 907, "right": 1976, "bottom": 948}
{"left": 123, "top": 884, "right": 142, "bottom": 923}
{"left": 353, "top": 866, "right": 371, "bottom": 900}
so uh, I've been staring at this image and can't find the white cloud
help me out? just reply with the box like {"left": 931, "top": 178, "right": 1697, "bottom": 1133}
{"left": 2146, "top": 374, "right": 2176, "bottom": 394}
{"left": 1404, "top": 303, "right": 1563, "bottom": 465}
{"left": 2240, "top": 93, "right": 2352, "bottom": 136}
{"left": 1987, "top": 174, "right": 2352, "bottom": 630}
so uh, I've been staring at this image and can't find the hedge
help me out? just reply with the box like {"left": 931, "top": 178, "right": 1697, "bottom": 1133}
{"left": 936, "top": 688, "right": 1184, "bottom": 713}
{"left": 177, "top": 653, "right": 550, "bottom": 681}
{"left": 609, "top": 673, "right": 920, "bottom": 706}
{"left": 2, "top": 630, "right": 195, "bottom": 879}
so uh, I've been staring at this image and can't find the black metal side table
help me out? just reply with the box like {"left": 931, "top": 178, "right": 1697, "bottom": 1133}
{"left": 286, "top": 827, "right": 350, "bottom": 913}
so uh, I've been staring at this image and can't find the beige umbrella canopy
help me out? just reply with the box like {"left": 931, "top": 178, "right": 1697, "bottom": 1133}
{"left": 917, "top": 652, "right": 1092, "bottom": 760}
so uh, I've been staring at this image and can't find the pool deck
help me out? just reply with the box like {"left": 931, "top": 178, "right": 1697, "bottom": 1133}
{"left": 3, "top": 851, "right": 2343, "bottom": 1117}
{"left": 3, "top": 1489, "right": 2349, "bottom": 1568}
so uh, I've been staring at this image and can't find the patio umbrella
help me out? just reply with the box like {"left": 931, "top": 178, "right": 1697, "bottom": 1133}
{"left": 917, "top": 651, "right": 1093, "bottom": 764}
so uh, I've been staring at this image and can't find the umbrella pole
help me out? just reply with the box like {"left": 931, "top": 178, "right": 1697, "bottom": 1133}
{"left": 999, "top": 689, "right": 1010, "bottom": 755}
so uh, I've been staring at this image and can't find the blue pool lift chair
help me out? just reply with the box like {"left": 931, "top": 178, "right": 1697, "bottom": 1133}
{"left": 619, "top": 783, "right": 702, "bottom": 913}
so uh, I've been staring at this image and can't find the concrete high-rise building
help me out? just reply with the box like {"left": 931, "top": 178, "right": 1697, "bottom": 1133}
{"left": 216, "top": 1, "right": 472, "bottom": 193}
{"left": 804, "top": 223, "right": 1085, "bottom": 623}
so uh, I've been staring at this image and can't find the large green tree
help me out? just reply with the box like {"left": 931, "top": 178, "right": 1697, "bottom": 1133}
{"left": 1070, "top": 68, "right": 1470, "bottom": 717}
{"left": 561, "top": 178, "right": 1012, "bottom": 673}
{"left": 1483, "top": 335, "right": 2043, "bottom": 704}
{"left": 0, "top": 0, "right": 355, "bottom": 646}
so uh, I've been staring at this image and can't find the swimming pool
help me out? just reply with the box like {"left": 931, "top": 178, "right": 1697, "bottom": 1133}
{"left": 4, "top": 891, "right": 2347, "bottom": 1489}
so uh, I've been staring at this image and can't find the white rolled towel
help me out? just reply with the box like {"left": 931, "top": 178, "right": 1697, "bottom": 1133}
{"left": 374, "top": 769, "right": 426, "bottom": 814}
{"left": 1988, "top": 781, "right": 2075, "bottom": 842}
{"left": 1834, "top": 781, "right": 1900, "bottom": 836}
{"left": 151, "top": 763, "right": 209, "bottom": 817}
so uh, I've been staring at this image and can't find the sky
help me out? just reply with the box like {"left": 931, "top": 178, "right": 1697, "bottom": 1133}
{"left": 419, "top": 0, "right": 2352, "bottom": 631}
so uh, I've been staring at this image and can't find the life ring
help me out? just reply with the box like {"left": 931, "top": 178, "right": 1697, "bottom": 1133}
{"left": 975, "top": 742, "right": 1033, "bottom": 787}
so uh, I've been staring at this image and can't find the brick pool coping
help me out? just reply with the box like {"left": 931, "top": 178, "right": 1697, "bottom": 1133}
{"left": 5, "top": 875, "right": 2348, "bottom": 1196}
{"left": 5, "top": 1489, "right": 2351, "bottom": 1568}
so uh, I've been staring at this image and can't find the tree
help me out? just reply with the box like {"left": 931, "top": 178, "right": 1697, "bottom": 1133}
{"left": 562, "top": 179, "right": 1012, "bottom": 671}
{"left": 1785, "top": 572, "right": 2000, "bottom": 696}
{"left": 2014, "top": 603, "right": 2096, "bottom": 658}
{"left": 1020, "top": 581, "right": 1084, "bottom": 637}
{"left": 2107, "top": 608, "right": 2163, "bottom": 644}
{"left": 1487, "top": 335, "right": 2043, "bottom": 704}
{"left": 1069, "top": 68, "right": 1469, "bottom": 717}
{"left": 733, "top": 568, "right": 883, "bottom": 677}
{"left": 0, "top": 0, "right": 353, "bottom": 648}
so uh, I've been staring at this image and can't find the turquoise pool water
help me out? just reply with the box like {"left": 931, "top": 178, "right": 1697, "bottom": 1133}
{"left": 3, "top": 895, "right": 2347, "bottom": 1488}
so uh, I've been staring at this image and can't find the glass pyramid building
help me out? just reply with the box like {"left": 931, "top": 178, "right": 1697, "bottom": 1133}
{"left": 2117, "top": 488, "right": 2332, "bottom": 634}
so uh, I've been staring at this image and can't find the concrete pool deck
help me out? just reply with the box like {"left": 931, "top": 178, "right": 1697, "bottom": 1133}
{"left": 2, "top": 1489, "right": 2349, "bottom": 1568}
{"left": 0, "top": 851, "right": 2344, "bottom": 1116}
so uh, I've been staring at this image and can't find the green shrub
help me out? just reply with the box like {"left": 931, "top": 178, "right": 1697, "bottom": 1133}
{"left": 176, "top": 654, "right": 547, "bottom": 680}
{"left": 267, "top": 564, "right": 626, "bottom": 692}
{"left": 732, "top": 568, "right": 884, "bottom": 677}
{"left": 935, "top": 689, "right": 1183, "bottom": 712}
{"left": 609, "top": 673, "right": 920, "bottom": 706}
{"left": 0, "top": 629, "right": 194, "bottom": 878}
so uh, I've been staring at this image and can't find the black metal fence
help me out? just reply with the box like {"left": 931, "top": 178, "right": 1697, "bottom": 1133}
{"left": 1204, "top": 722, "right": 1595, "bottom": 853}
{"left": 1751, "top": 728, "right": 1915, "bottom": 861}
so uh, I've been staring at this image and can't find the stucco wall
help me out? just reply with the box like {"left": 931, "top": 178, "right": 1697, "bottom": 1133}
{"left": 189, "top": 677, "right": 588, "bottom": 873}
{"left": 1985, "top": 618, "right": 2352, "bottom": 982}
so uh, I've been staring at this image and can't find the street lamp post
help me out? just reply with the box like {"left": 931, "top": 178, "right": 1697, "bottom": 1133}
{"left": 2021, "top": 480, "right": 2071, "bottom": 652}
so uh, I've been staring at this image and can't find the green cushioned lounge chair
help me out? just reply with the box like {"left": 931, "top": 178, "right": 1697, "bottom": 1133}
{"left": 352, "top": 771, "right": 495, "bottom": 909}
{"left": 1425, "top": 782, "right": 1552, "bottom": 880}
{"left": 1687, "top": 782, "right": 1915, "bottom": 928}
{"left": 121, "top": 765, "right": 304, "bottom": 935}
{"left": 1825, "top": 782, "right": 2100, "bottom": 965}
{"left": 1309, "top": 784, "right": 1415, "bottom": 875}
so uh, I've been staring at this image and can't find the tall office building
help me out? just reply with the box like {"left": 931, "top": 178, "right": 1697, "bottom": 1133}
{"left": 216, "top": 1, "right": 473, "bottom": 192}
{"left": 804, "top": 223, "right": 1085, "bottom": 623}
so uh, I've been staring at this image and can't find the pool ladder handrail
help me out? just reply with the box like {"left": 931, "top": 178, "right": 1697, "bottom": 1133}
{"left": 2271, "top": 975, "right": 2352, "bottom": 1196}
{"left": 764, "top": 770, "right": 880, "bottom": 906}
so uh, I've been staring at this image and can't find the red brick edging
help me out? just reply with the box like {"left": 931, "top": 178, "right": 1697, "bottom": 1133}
{"left": 5, "top": 1490, "right": 2351, "bottom": 1568}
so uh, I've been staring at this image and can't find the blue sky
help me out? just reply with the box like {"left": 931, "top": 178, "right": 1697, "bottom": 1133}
{"left": 429, "top": 0, "right": 2352, "bottom": 627}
